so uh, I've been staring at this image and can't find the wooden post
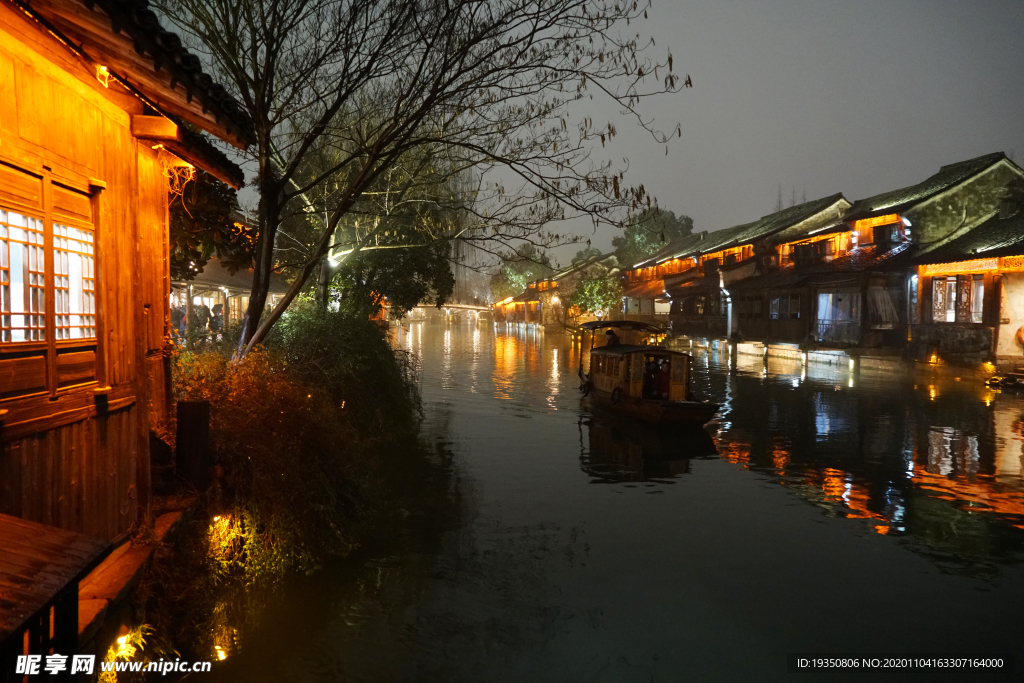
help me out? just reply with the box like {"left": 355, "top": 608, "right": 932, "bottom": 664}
{"left": 176, "top": 401, "right": 211, "bottom": 490}
{"left": 186, "top": 283, "right": 195, "bottom": 350}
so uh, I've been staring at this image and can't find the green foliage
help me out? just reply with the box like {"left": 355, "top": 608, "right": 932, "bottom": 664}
{"left": 264, "top": 300, "right": 421, "bottom": 434}
{"left": 490, "top": 243, "right": 554, "bottom": 300}
{"left": 612, "top": 208, "right": 693, "bottom": 267}
{"left": 174, "top": 348, "right": 374, "bottom": 580}
{"left": 570, "top": 273, "right": 623, "bottom": 319}
{"left": 172, "top": 304, "right": 420, "bottom": 583}
{"left": 169, "top": 170, "right": 253, "bottom": 280}
{"left": 572, "top": 245, "right": 602, "bottom": 264}
{"left": 330, "top": 241, "right": 455, "bottom": 318}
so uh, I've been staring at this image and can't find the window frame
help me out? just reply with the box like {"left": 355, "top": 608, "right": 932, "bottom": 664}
{"left": 0, "top": 162, "right": 102, "bottom": 399}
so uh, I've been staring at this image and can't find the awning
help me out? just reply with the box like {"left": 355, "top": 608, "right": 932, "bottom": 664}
{"left": 174, "top": 258, "right": 290, "bottom": 295}
{"left": 666, "top": 274, "right": 720, "bottom": 298}
{"left": 621, "top": 279, "right": 668, "bottom": 300}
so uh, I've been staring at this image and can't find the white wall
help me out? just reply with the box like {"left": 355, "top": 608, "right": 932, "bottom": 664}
{"left": 996, "top": 272, "right": 1024, "bottom": 359}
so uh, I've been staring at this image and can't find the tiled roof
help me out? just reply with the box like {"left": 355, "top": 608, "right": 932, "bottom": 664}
{"left": 914, "top": 209, "right": 1024, "bottom": 264}
{"left": 806, "top": 242, "right": 916, "bottom": 277}
{"left": 845, "top": 153, "right": 1008, "bottom": 221}
{"left": 88, "top": 0, "right": 256, "bottom": 147}
{"left": 636, "top": 193, "right": 850, "bottom": 268}
{"left": 633, "top": 231, "right": 708, "bottom": 268}
{"left": 751, "top": 193, "right": 848, "bottom": 238}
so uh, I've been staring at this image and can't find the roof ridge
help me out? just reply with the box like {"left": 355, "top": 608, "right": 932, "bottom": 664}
{"left": 937, "top": 151, "right": 1005, "bottom": 172}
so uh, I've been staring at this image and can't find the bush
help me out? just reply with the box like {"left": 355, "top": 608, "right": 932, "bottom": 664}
{"left": 172, "top": 303, "right": 420, "bottom": 579}
{"left": 263, "top": 300, "right": 421, "bottom": 436}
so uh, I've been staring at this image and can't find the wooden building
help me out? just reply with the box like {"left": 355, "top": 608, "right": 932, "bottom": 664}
{"left": 911, "top": 206, "right": 1024, "bottom": 367}
{"left": 619, "top": 194, "right": 850, "bottom": 341}
{"left": 0, "top": 0, "right": 251, "bottom": 543}
{"left": 832, "top": 152, "right": 1024, "bottom": 351}
{"left": 728, "top": 153, "right": 1024, "bottom": 352}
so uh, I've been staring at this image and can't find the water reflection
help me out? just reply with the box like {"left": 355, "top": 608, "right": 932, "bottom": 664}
{"left": 207, "top": 323, "right": 1024, "bottom": 681}
{"left": 579, "top": 414, "right": 717, "bottom": 484}
{"left": 687, "top": 343, "right": 1024, "bottom": 571}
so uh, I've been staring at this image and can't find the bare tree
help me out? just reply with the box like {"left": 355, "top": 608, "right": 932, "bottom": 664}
{"left": 157, "top": 0, "right": 686, "bottom": 354}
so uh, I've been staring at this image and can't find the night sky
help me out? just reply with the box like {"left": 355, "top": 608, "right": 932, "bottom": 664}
{"left": 549, "top": 0, "right": 1024, "bottom": 265}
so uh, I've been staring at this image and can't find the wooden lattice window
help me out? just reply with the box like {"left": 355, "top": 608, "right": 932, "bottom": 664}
{"left": 53, "top": 223, "right": 96, "bottom": 340}
{"left": 0, "top": 210, "right": 46, "bottom": 342}
{"left": 0, "top": 161, "right": 101, "bottom": 399}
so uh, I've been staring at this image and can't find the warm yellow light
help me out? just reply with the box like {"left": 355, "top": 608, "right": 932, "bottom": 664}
{"left": 922, "top": 258, "right": 998, "bottom": 275}
{"left": 854, "top": 214, "right": 900, "bottom": 230}
{"left": 214, "top": 646, "right": 227, "bottom": 661}
{"left": 96, "top": 65, "right": 111, "bottom": 88}
{"left": 114, "top": 634, "right": 133, "bottom": 658}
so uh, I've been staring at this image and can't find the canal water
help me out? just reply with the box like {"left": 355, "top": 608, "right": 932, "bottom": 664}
{"left": 212, "top": 320, "right": 1024, "bottom": 682}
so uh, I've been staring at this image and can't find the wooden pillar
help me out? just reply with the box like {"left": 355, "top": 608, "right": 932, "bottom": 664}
{"left": 185, "top": 283, "right": 194, "bottom": 349}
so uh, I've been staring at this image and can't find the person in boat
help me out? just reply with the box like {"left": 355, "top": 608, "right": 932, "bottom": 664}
{"left": 655, "top": 359, "right": 671, "bottom": 399}
{"left": 643, "top": 358, "right": 657, "bottom": 398}
{"left": 604, "top": 329, "right": 621, "bottom": 346}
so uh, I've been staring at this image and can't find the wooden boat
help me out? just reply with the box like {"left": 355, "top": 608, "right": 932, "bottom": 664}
{"left": 577, "top": 321, "right": 720, "bottom": 426}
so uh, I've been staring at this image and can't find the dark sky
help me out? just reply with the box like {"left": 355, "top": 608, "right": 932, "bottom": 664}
{"left": 549, "top": 0, "right": 1024, "bottom": 265}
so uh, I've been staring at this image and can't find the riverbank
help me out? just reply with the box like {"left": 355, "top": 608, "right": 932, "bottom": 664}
{"left": 84, "top": 305, "right": 459, "bottom": 676}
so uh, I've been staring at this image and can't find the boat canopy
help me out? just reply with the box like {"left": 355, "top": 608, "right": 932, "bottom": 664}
{"left": 591, "top": 343, "right": 679, "bottom": 356}
{"left": 579, "top": 320, "right": 665, "bottom": 333}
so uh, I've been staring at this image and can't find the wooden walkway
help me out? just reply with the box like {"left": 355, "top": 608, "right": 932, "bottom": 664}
{"left": 0, "top": 513, "right": 110, "bottom": 677}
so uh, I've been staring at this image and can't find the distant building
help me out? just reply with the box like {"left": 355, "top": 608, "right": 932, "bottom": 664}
{"left": 492, "top": 253, "right": 618, "bottom": 326}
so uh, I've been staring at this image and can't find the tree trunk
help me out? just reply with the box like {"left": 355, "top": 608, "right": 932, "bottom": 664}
{"left": 315, "top": 259, "right": 334, "bottom": 307}
{"left": 237, "top": 179, "right": 281, "bottom": 354}
{"left": 185, "top": 283, "right": 194, "bottom": 350}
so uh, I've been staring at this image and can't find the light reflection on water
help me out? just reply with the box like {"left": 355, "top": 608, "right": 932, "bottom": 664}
{"left": 213, "top": 320, "right": 1024, "bottom": 682}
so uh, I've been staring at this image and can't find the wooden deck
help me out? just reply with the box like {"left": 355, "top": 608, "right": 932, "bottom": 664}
{"left": 0, "top": 513, "right": 110, "bottom": 673}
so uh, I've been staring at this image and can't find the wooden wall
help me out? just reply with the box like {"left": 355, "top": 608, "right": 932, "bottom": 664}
{"left": 0, "top": 7, "right": 169, "bottom": 540}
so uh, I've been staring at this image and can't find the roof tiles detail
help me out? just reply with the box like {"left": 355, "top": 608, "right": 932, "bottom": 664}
{"left": 914, "top": 210, "right": 1024, "bottom": 264}
{"left": 845, "top": 152, "right": 1007, "bottom": 221}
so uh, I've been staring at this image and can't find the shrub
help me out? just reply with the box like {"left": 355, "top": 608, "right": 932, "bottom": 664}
{"left": 175, "top": 347, "right": 382, "bottom": 579}
{"left": 263, "top": 300, "right": 421, "bottom": 437}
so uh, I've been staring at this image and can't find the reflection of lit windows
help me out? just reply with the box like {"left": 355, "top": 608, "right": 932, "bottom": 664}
{"left": 907, "top": 274, "right": 918, "bottom": 324}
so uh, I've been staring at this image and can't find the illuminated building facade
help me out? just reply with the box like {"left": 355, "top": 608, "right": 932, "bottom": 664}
{"left": 0, "top": 0, "right": 251, "bottom": 540}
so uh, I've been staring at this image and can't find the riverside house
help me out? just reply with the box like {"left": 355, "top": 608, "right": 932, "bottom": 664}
{"left": 672, "top": 152, "right": 1024, "bottom": 363}
{"left": 823, "top": 152, "right": 1024, "bottom": 354}
{"left": 0, "top": 0, "right": 250, "bottom": 661}
{"left": 910, "top": 196, "right": 1024, "bottom": 368}
{"left": 621, "top": 194, "right": 851, "bottom": 340}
